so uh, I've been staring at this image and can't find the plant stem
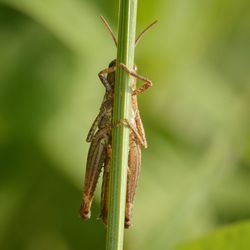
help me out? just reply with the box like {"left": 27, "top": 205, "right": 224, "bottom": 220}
{"left": 106, "top": 0, "right": 138, "bottom": 250}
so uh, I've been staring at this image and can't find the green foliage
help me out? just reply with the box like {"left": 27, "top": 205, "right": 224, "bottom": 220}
{"left": 175, "top": 221, "right": 250, "bottom": 250}
{"left": 0, "top": 0, "right": 250, "bottom": 249}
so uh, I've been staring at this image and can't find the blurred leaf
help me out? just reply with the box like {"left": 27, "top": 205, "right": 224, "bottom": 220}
{"left": 175, "top": 220, "right": 250, "bottom": 250}
{"left": 0, "top": 0, "right": 111, "bottom": 57}
{"left": 127, "top": 134, "right": 238, "bottom": 250}
{"left": 0, "top": 0, "right": 116, "bottom": 185}
{"left": 0, "top": 0, "right": 250, "bottom": 250}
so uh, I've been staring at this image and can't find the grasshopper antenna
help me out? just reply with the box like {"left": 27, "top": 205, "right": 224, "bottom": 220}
{"left": 100, "top": 16, "right": 118, "bottom": 47}
{"left": 135, "top": 20, "right": 158, "bottom": 47}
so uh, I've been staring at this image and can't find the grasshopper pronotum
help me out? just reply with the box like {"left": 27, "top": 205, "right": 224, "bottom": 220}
{"left": 79, "top": 16, "right": 156, "bottom": 228}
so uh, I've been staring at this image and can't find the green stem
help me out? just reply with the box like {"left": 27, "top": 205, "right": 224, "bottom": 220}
{"left": 106, "top": 0, "right": 137, "bottom": 250}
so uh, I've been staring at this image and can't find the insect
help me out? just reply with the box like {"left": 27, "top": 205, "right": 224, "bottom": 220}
{"left": 79, "top": 16, "right": 157, "bottom": 228}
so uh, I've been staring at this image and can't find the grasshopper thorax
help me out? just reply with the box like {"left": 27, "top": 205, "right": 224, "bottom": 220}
{"left": 107, "top": 59, "right": 138, "bottom": 89}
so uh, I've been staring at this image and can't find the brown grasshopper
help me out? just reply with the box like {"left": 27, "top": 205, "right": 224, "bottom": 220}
{"left": 79, "top": 16, "right": 156, "bottom": 228}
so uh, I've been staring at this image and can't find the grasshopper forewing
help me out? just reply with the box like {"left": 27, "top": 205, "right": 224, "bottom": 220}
{"left": 80, "top": 16, "right": 156, "bottom": 228}
{"left": 79, "top": 61, "right": 116, "bottom": 219}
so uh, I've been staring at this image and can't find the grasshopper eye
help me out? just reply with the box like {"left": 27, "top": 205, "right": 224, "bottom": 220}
{"left": 109, "top": 59, "right": 117, "bottom": 68}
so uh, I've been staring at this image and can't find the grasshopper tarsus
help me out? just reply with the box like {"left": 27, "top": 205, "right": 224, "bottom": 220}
{"left": 125, "top": 203, "right": 133, "bottom": 228}
{"left": 79, "top": 198, "right": 91, "bottom": 220}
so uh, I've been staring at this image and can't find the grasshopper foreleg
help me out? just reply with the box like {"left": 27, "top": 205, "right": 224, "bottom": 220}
{"left": 98, "top": 66, "right": 116, "bottom": 91}
{"left": 117, "top": 63, "right": 152, "bottom": 95}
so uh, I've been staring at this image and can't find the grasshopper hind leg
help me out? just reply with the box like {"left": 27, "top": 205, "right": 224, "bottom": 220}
{"left": 80, "top": 129, "right": 110, "bottom": 220}
{"left": 125, "top": 133, "right": 142, "bottom": 228}
{"left": 100, "top": 145, "right": 112, "bottom": 225}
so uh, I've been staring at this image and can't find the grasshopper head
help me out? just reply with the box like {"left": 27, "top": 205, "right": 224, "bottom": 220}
{"left": 108, "top": 59, "right": 138, "bottom": 89}
{"left": 107, "top": 59, "right": 116, "bottom": 88}
{"left": 109, "top": 59, "right": 137, "bottom": 72}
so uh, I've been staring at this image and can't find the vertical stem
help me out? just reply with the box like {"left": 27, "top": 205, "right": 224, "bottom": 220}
{"left": 106, "top": 0, "right": 137, "bottom": 250}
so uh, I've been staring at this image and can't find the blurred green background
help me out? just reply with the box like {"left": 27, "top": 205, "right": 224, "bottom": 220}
{"left": 0, "top": 0, "right": 250, "bottom": 249}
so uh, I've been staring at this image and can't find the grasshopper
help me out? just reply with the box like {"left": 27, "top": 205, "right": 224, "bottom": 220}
{"left": 79, "top": 16, "right": 157, "bottom": 228}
